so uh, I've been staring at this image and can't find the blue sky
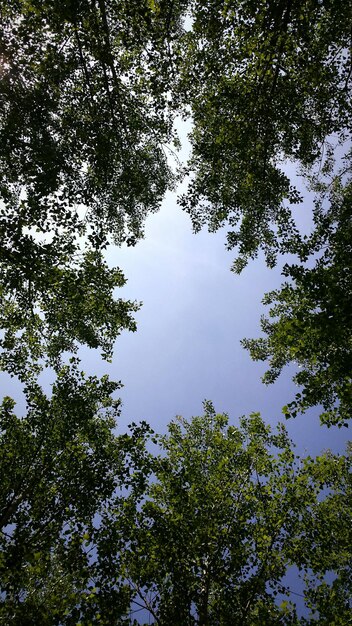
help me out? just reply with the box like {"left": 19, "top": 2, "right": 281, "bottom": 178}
{"left": 74, "top": 185, "right": 347, "bottom": 458}
{"left": 1, "top": 123, "right": 349, "bottom": 459}
{"left": 80, "top": 122, "right": 348, "bottom": 458}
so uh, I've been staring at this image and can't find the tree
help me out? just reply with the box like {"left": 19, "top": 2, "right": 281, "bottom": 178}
{"left": 0, "top": 361, "right": 119, "bottom": 623}
{"left": 176, "top": 1, "right": 352, "bottom": 426}
{"left": 0, "top": 245, "right": 140, "bottom": 379}
{"left": 0, "top": 5, "right": 183, "bottom": 619}
{"left": 0, "top": 0, "right": 184, "bottom": 247}
{"left": 178, "top": 0, "right": 352, "bottom": 270}
{"left": 0, "top": 0, "right": 186, "bottom": 374}
{"left": 0, "top": 358, "right": 154, "bottom": 625}
{"left": 242, "top": 177, "right": 352, "bottom": 426}
{"left": 97, "top": 403, "right": 352, "bottom": 625}
{"left": 0, "top": 246, "right": 140, "bottom": 379}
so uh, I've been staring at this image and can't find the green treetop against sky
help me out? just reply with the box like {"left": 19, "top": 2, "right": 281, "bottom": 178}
{"left": 0, "top": 1, "right": 351, "bottom": 624}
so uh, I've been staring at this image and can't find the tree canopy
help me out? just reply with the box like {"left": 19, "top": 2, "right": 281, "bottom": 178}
{"left": 0, "top": 0, "right": 351, "bottom": 622}
{"left": 0, "top": 0, "right": 185, "bottom": 374}
{"left": 2, "top": 403, "right": 350, "bottom": 624}
{"left": 3, "top": 0, "right": 350, "bottom": 268}
{"left": 0, "top": 359, "right": 154, "bottom": 625}
{"left": 0, "top": 0, "right": 184, "bottom": 245}
{"left": 2, "top": 0, "right": 350, "bottom": 417}
{"left": 179, "top": 0, "right": 352, "bottom": 270}
{"left": 243, "top": 178, "right": 352, "bottom": 426}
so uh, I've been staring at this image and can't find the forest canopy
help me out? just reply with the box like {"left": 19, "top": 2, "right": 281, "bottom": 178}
{"left": 1, "top": 399, "right": 351, "bottom": 624}
{"left": 0, "top": 0, "right": 351, "bottom": 623}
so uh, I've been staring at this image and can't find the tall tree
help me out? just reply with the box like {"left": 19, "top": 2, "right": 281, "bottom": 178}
{"left": 97, "top": 403, "right": 352, "bottom": 624}
{"left": 179, "top": 0, "right": 352, "bottom": 270}
{"left": 175, "top": 0, "right": 352, "bottom": 424}
{"left": 0, "top": 359, "right": 154, "bottom": 625}
{"left": 242, "top": 177, "right": 352, "bottom": 426}
{"left": 0, "top": 0, "right": 185, "bottom": 247}
{"left": 0, "top": 0, "right": 186, "bottom": 373}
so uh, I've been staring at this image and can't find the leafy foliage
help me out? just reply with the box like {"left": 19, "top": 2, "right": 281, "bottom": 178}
{"left": 0, "top": 359, "right": 154, "bottom": 625}
{"left": 0, "top": 2, "right": 351, "bottom": 623}
{"left": 96, "top": 404, "right": 352, "bottom": 625}
{"left": 243, "top": 178, "right": 352, "bottom": 426}
{"left": 0, "top": 0, "right": 184, "bottom": 246}
{"left": 0, "top": 0, "right": 186, "bottom": 372}
{"left": 179, "top": 0, "right": 352, "bottom": 270}
{"left": 0, "top": 246, "right": 140, "bottom": 378}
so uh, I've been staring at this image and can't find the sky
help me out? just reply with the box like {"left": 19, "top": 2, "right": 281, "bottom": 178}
{"left": 75, "top": 122, "right": 348, "bottom": 459}
{"left": 77, "top": 187, "right": 348, "bottom": 458}
{"left": 1, "top": 122, "right": 349, "bottom": 460}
